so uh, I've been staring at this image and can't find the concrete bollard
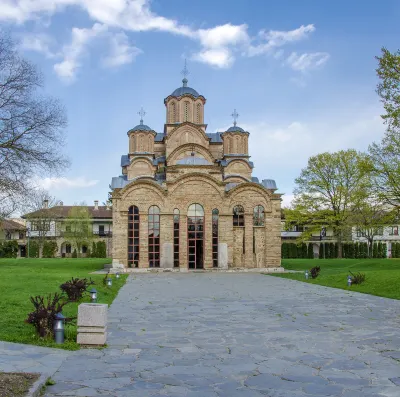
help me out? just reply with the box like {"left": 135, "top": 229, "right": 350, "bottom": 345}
{"left": 77, "top": 303, "right": 108, "bottom": 346}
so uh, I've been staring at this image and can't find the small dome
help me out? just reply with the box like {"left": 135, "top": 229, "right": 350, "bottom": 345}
{"left": 170, "top": 86, "right": 200, "bottom": 98}
{"left": 127, "top": 124, "right": 153, "bottom": 134}
{"left": 226, "top": 126, "right": 245, "bottom": 133}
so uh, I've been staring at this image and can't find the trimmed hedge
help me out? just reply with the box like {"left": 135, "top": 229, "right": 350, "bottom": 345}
{"left": 0, "top": 240, "right": 19, "bottom": 258}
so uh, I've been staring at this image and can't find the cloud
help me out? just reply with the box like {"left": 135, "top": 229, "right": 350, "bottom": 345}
{"left": 248, "top": 24, "right": 315, "bottom": 57}
{"left": 19, "top": 32, "right": 57, "bottom": 58}
{"left": 286, "top": 52, "right": 330, "bottom": 72}
{"left": 2, "top": 0, "right": 328, "bottom": 76}
{"left": 281, "top": 194, "right": 295, "bottom": 208}
{"left": 37, "top": 177, "right": 99, "bottom": 190}
{"left": 102, "top": 32, "right": 142, "bottom": 68}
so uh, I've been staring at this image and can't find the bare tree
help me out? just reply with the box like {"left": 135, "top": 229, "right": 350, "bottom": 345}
{"left": 0, "top": 32, "right": 68, "bottom": 219}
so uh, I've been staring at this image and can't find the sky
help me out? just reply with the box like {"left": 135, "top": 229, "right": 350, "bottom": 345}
{"left": 2, "top": 0, "right": 399, "bottom": 208}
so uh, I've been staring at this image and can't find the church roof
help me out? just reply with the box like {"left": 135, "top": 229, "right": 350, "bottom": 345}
{"left": 127, "top": 124, "right": 153, "bottom": 134}
{"left": 207, "top": 132, "right": 223, "bottom": 143}
{"left": 226, "top": 125, "right": 246, "bottom": 133}
{"left": 176, "top": 156, "right": 212, "bottom": 165}
{"left": 262, "top": 179, "right": 278, "bottom": 190}
{"left": 155, "top": 133, "right": 165, "bottom": 142}
{"left": 121, "top": 155, "right": 130, "bottom": 167}
{"left": 171, "top": 86, "right": 200, "bottom": 98}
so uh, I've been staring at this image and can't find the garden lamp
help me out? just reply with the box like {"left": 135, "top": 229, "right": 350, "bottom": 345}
{"left": 107, "top": 278, "right": 112, "bottom": 287}
{"left": 116, "top": 272, "right": 120, "bottom": 279}
{"left": 90, "top": 288, "right": 97, "bottom": 303}
{"left": 305, "top": 270, "right": 309, "bottom": 280}
{"left": 54, "top": 312, "right": 65, "bottom": 344}
{"left": 347, "top": 275, "right": 352, "bottom": 287}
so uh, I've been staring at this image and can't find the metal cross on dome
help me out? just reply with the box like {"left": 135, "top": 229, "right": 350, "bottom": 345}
{"left": 231, "top": 109, "right": 239, "bottom": 126}
{"left": 138, "top": 107, "right": 146, "bottom": 125}
{"left": 181, "top": 59, "right": 189, "bottom": 79}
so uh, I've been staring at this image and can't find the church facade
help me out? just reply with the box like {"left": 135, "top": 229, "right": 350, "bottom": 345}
{"left": 110, "top": 75, "right": 282, "bottom": 270}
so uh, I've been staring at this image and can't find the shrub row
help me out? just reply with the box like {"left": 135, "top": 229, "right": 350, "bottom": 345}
{"left": 281, "top": 242, "right": 314, "bottom": 259}
{"left": 0, "top": 240, "right": 19, "bottom": 258}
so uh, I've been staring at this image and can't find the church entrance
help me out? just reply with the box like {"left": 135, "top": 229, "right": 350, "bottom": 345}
{"left": 187, "top": 203, "right": 204, "bottom": 269}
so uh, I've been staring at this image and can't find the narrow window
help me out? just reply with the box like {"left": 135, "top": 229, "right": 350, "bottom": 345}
{"left": 212, "top": 209, "right": 219, "bottom": 268}
{"left": 128, "top": 205, "right": 140, "bottom": 268}
{"left": 253, "top": 205, "right": 265, "bottom": 226}
{"left": 148, "top": 206, "right": 160, "bottom": 267}
{"left": 173, "top": 209, "right": 180, "bottom": 267}
{"left": 184, "top": 101, "right": 190, "bottom": 122}
{"left": 233, "top": 205, "right": 245, "bottom": 227}
{"left": 196, "top": 103, "right": 202, "bottom": 123}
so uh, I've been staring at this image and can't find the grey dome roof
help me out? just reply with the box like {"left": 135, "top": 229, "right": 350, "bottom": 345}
{"left": 176, "top": 156, "right": 211, "bottom": 165}
{"left": 227, "top": 126, "right": 245, "bottom": 133}
{"left": 129, "top": 124, "right": 152, "bottom": 132}
{"left": 171, "top": 86, "right": 200, "bottom": 98}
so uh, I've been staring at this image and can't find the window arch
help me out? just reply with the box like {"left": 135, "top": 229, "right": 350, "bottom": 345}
{"left": 253, "top": 205, "right": 265, "bottom": 226}
{"left": 233, "top": 205, "right": 244, "bottom": 227}
{"left": 196, "top": 103, "right": 202, "bottom": 123}
{"left": 173, "top": 209, "right": 180, "bottom": 268}
{"left": 148, "top": 206, "right": 160, "bottom": 267}
{"left": 128, "top": 205, "right": 140, "bottom": 268}
{"left": 170, "top": 102, "right": 177, "bottom": 123}
{"left": 184, "top": 101, "right": 190, "bottom": 122}
{"left": 187, "top": 204, "right": 204, "bottom": 269}
{"left": 212, "top": 209, "right": 219, "bottom": 268}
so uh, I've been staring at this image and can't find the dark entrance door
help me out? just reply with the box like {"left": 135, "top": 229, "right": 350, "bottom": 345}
{"left": 187, "top": 204, "right": 204, "bottom": 269}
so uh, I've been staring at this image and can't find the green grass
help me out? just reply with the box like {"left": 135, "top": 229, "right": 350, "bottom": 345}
{"left": 0, "top": 258, "right": 127, "bottom": 350}
{"left": 270, "top": 258, "right": 400, "bottom": 300}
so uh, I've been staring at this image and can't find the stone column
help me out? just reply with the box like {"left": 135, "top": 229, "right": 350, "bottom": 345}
{"left": 220, "top": 213, "right": 233, "bottom": 268}
{"left": 139, "top": 212, "right": 148, "bottom": 268}
{"left": 160, "top": 213, "right": 173, "bottom": 268}
{"left": 180, "top": 215, "right": 188, "bottom": 270}
{"left": 204, "top": 213, "right": 213, "bottom": 269}
{"left": 244, "top": 214, "right": 254, "bottom": 268}
{"left": 265, "top": 210, "right": 281, "bottom": 267}
{"left": 112, "top": 207, "right": 128, "bottom": 268}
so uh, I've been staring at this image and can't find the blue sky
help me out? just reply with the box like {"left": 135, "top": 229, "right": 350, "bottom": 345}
{"left": 2, "top": 0, "right": 399, "bottom": 207}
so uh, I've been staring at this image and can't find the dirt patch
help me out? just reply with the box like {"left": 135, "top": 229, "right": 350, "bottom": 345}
{"left": 0, "top": 372, "right": 40, "bottom": 397}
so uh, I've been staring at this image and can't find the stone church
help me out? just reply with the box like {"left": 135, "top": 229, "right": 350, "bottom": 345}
{"left": 111, "top": 74, "right": 282, "bottom": 270}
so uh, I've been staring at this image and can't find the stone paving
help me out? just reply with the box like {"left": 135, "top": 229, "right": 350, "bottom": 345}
{"left": 0, "top": 341, "right": 70, "bottom": 376}
{"left": 45, "top": 274, "right": 400, "bottom": 396}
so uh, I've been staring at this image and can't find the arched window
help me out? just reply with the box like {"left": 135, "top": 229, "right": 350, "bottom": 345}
{"left": 128, "top": 205, "right": 140, "bottom": 268}
{"left": 170, "top": 102, "right": 177, "bottom": 123}
{"left": 184, "top": 101, "right": 190, "bottom": 122}
{"left": 188, "top": 204, "right": 204, "bottom": 269}
{"left": 233, "top": 205, "right": 245, "bottom": 227}
{"left": 212, "top": 209, "right": 219, "bottom": 268}
{"left": 148, "top": 206, "right": 160, "bottom": 267}
{"left": 253, "top": 205, "right": 265, "bottom": 226}
{"left": 173, "top": 209, "right": 180, "bottom": 268}
{"left": 196, "top": 103, "right": 202, "bottom": 123}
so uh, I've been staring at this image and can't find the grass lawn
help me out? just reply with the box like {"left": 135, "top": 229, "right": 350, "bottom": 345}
{"left": 0, "top": 258, "right": 127, "bottom": 350}
{"left": 270, "top": 258, "right": 400, "bottom": 300}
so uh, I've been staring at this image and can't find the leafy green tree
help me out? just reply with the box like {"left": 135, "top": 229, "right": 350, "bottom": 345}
{"left": 307, "top": 243, "right": 314, "bottom": 259}
{"left": 382, "top": 243, "right": 387, "bottom": 258}
{"left": 319, "top": 243, "right": 323, "bottom": 259}
{"left": 91, "top": 241, "right": 97, "bottom": 258}
{"left": 64, "top": 204, "right": 93, "bottom": 258}
{"left": 373, "top": 243, "right": 378, "bottom": 258}
{"left": 288, "top": 150, "right": 371, "bottom": 257}
{"left": 42, "top": 241, "right": 57, "bottom": 258}
{"left": 29, "top": 240, "right": 39, "bottom": 258}
{"left": 96, "top": 241, "right": 107, "bottom": 258}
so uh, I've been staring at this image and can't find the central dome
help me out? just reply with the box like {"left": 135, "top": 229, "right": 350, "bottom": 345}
{"left": 170, "top": 77, "right": 201, "bottom": 98}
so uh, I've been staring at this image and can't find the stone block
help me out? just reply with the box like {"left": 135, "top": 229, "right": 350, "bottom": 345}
{"left": 77, "top": 332, "right": 107, "bottom": 345}
{"left": 77, "top": 304, "right": 108, "bottom": 328}
{"left": 161, "top": 242, "right": 173, "bottom": 268}
{"left": 218, "top": 243, "right": 228, "bottom": 269}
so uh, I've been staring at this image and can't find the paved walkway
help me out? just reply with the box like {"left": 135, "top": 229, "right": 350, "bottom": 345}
{"left": 45, "top": 274, "right": 400, "bottom": 396}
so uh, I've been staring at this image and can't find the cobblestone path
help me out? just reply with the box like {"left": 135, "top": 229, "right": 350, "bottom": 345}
{"left": 45, "top": 273, "right": 400, "bottom": 396}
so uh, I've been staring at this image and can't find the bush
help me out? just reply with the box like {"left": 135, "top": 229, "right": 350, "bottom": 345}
{"left": 42, "top": 241, "right": 58, "bottom": 258}
{"left": 60, "top": 277, "right": 95, "bottom": 302}
{"left": 25, "top": 293, "right": 71, "bottom": 338}
{"left": 28, "top": 240, "right": 40, "bottom": 258}
{"left": 310, "top": 266, "right": 321, "bottom": 279}
{"left": 319, "top": 243, "right": 323, "bottom": 259}
{"left": 91, "top": 241, "right": 97, "bottom": 258}
{"left": 307, "top": 243, "right": 314, "bottom": 259}
{"left": 0, "top": 240, "right": 19, "bottom": 258}
{"left": 96, "top": 241, "right": 107, "bottom": 258}
{"left": 72, "top": 249, "right": 77, "bottom": 258}
{"left": 349, "top": 270, "right": 366, "bottom": 285}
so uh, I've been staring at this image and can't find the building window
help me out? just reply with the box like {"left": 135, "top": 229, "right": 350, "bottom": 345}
{"left": 184, "top": 101, "right": 190, "bottom": 122}
{"left": 31, "top": 221, "right": 50, "bottom": 231}
{"left": 233, "top": 205, "right": 245, "bottom": 227}
{"left": 253, "top": 205, "right": 265, "bottom": 226}
{"left": 187, "top": 204, "right": 204, "bottom": 269}
{"left": 19, "top": 232, "right": 24, "bottom": 240}
{"left": 66, "top": 225, "right": 71, "bottom": 233}
{"left": 5, "top": 231, "right": 11, "bottom": 240}
{"left": 128, "top": 205, "right": 140, "bottom": 268}
{"left": 66, "top": 244, "right": 71, "bottom": 254}
{"left": 376, "top": 227, "right": 383, "bottom": 236}
{"left": 196, "top": 103, "right": 202, "bottom": 123}
{"left": 212, "top": 209, "right": 219, "bottom": 268}
{"left": 170, "top": 102, "right": 177, "bottom": 123}
{"left": 99, "top": 225, "right": 105, "bottom": 236}
{"left": 82, "top": 245, "right": 88, "bottom": 254}
{"left": 148, "top": 206, "right": 160, "bottom": 268}
{"left": 173, "top": 209, "right": 180, "bottom": 268}
{"left": 389, "top": 226, "right": 398, "bottom": 236}
{"left": 356, "top": 229, "right": 363, "bottom": 237}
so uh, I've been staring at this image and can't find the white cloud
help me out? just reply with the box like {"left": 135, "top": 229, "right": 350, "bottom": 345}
{"left": 19, "top": 32, "right": 57, "bottom": 58}
{"left": 281, "top": 194, "right": 295, "bottom": 208}
{"left": 286, "top": 52, "right": 330, "bottom": 72}
{"left": 37, "top": 177, "right": 99, "bottom": 190}
{"left": 102, "top": 32, "right": 142, "bottom": 68}
{"left": 248, "top": 24, "right": 315, "bottom": 56}
{"left": 2, "top": 0, "right": 328, "bottom": 76}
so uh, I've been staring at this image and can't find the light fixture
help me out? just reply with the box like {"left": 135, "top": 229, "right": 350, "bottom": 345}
{"left": 347, "top": 275, "right": 352, "bottom": 287}
{"left": 107, "top": 278, "right": 112, "bottom": 287}
{"left": 90, "top": 288, "right": 97, "bottom": 302}
{"left": 116, "top": 272, "right": 120, "bottom": 279}
{"left": 54, "top": 312, "right": 65, "bottom": 344}
{"left": 305, "top": 270, "right": 309, "bottom": 280}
